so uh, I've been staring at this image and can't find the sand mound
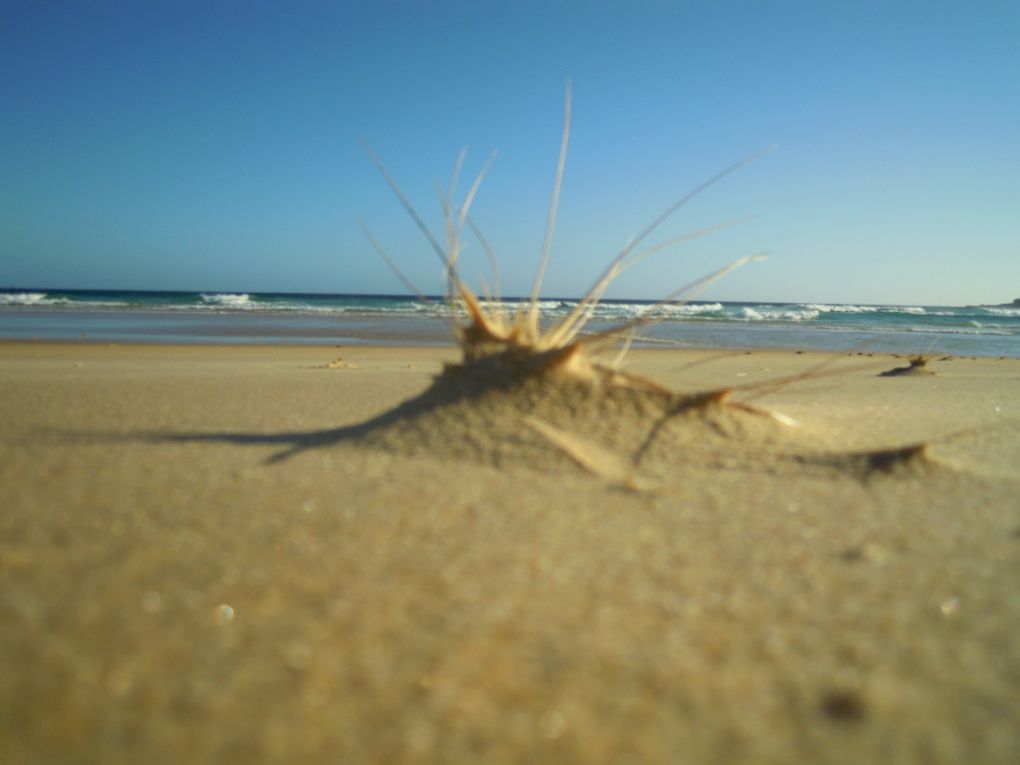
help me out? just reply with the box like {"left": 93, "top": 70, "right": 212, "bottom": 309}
{"left": 343, "top": 347, "right": 935, "bottom": 486}
{"left": 357, "top": 354, "right": 752, "bottom": 468}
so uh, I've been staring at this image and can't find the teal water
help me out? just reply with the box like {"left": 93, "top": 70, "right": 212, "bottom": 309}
{"left": 1, "top": 289, "right": 1017, "bottom": 356}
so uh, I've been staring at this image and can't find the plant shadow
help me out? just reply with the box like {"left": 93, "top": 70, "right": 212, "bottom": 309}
{"left": 72, "top": 378, "right": 465, "bottom": 463}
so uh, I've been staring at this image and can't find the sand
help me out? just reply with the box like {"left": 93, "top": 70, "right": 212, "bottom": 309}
{"left": 1, "top": 340, "right": 1018, "bottom": 764}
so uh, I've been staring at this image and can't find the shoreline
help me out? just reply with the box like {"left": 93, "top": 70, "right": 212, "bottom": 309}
{"left": 2, "top": 342, "right": 1018, "bottom": 763}
{"left": 1, "top": 336, "right": 1014, "bottom": 366}
{"left": 2, "top": 303, "right": 1018, "bottom": 358}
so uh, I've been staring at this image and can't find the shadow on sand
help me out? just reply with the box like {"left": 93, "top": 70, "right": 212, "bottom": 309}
{"left": 67, "top": 374, "right": 472, "bottom": 463}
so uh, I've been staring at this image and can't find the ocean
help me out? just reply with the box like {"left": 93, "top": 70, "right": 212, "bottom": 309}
{"left": 1, "top": 288, "right": 1018, "bottom": 357}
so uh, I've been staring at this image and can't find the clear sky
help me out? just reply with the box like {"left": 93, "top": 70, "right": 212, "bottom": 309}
{"left": 2, "top": 0, "right": 1018, "bottom": 305}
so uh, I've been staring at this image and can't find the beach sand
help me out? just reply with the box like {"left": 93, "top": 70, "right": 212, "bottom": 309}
{"left": 1, "top": 341, "right": 1018, "bottom": 763}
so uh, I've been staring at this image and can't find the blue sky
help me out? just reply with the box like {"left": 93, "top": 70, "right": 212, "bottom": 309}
{"left": 2, "top": 0, "right": 1018, "bottom": 305}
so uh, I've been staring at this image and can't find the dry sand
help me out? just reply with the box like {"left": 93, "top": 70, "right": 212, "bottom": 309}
{"left": 1, "top": 341, "right": 1018, "bottom": 764}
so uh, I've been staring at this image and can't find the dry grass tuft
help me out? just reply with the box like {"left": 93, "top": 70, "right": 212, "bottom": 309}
{"left": 354, "top": 86, "right": 940, "bottom": 484}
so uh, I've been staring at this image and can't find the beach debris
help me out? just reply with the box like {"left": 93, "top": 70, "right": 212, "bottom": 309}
{"left": 819, "top": 689, "right": 866, "bottom": 723}
{"left": 856, "top": 442, "right": 932, "bottom": 475}
{"left": 838, "top": 542, "right": 887, "bottom": 565}
{"left": 880, "top": 354, "right": 934, "bottom": 377}
{"left": 793, "top": 442, "right": 933, "bottom": 480}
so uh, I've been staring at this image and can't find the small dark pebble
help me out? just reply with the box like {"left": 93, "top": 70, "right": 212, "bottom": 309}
{"left": 821, "top": 690, "right": 866, "bottom": 722}
{"left": 839, "top": 547, "right": 864, "bottom": 562}
{"left": 1010, "top": 526, "right": 1020, "bottom": 539}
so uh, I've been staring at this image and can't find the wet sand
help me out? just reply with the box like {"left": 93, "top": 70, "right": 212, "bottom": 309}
{"left": 1, "top": 341, "right": 1018, "bottom": 764}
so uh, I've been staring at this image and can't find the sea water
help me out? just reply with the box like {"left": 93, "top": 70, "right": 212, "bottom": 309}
{"left": 1, "top": 289, "right": 1017, "bottom": 357}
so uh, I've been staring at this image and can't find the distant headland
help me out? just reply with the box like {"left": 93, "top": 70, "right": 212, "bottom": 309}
{"left": 977, "top": 298, "right": 1020, "bottom": 308}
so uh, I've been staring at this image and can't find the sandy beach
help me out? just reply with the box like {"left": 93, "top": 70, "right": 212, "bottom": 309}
{"left": 1, "top": 340, "right": 1018, "bottom": 764}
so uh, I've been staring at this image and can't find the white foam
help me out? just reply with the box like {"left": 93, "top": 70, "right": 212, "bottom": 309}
{"left": 0, "top": 292, "right": 48, "bottom": 306}
{"left": 741, "top": 306, "right": 819, "bottom": 322}
{"left": 664, "top": 302, "right": 724, "bottom": 315}
{"left": 585, "top": 301, "right": 724, "bottom": 320}
{"left": 802, "top": 303, "right": 930, "bottom": 316}
{"left": 804, "top": 303, "right": 879, "bottom": 314}
{"left": 984, "top": 306, "right": 1020, "bottom": 317}
{"left": 201, "top": 293, "right": 253, "bottom": 309}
